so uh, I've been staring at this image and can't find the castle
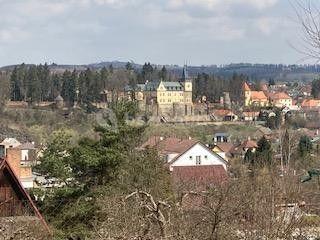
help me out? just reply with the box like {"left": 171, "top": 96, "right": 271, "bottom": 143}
{"left": 127, "top": 65, "right": 193, "bottom": 116}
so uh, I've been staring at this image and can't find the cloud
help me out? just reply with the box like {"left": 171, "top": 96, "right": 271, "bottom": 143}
{"left": 167, "top": 0, "right": 278, "bottom": 11}
{"left": 255, "top": 17, "right": 279, "bottom": 35}
{"left": 0, "top": 27, "right": 29, "bottom": 43}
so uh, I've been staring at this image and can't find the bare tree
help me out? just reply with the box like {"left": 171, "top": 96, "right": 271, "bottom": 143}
{"left": 291, "top": 0, "right": 320, "bottom": 62}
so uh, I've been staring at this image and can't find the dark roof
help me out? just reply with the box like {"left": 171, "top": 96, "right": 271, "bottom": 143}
{"left": 172, "top": 165, "right": 228, "bottom": 187}
{"left": 161, "top": 81, "right": 183, "bottom": 91}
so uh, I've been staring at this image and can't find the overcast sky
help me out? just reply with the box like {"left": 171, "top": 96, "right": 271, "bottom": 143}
{"left": 0, "top": 0, "right": 314, "bottom": 66}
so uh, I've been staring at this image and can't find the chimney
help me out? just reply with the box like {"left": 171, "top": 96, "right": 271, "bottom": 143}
{"left": 188, "top": 136, "right": 192, "bottom": 140}
{"left": 247, "top": 136, "right": 251, "bottom": 141}
{"left": 6, "top": 148, "right": 21, "bottom": 177}
{"left": 160, "top": 136, "right": 164, "bottom": 141}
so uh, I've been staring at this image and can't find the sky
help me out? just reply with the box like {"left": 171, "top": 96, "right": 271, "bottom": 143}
{"left": 0, "top": 0, "right": 314, "bottom": 66}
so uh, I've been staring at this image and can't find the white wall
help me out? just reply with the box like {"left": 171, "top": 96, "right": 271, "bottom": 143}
{"left": 21, "top": 178, "right": 34, "bottom": 189}
{"left": 167, "top": 153, "right": 179, "bottom": 162}
{"left": 169, "top": 143, "right": 227, "bottom": 171}
{"left": 21, "top": 149, "right": 29, "bottom": 161}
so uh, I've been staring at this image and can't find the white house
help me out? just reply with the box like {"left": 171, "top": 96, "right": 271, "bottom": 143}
{"left": 167, "top": 141, "right": 228, "bottom": 171}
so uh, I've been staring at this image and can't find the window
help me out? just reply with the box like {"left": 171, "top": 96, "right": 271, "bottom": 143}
{"left": 189, "top": 156, "right": 193, "bottom": 160}
{"left": 204, "top": 155, "right": 208, "bottom": 159}
{"left": 196, "top": 156, "right": 201, "bottom": 165}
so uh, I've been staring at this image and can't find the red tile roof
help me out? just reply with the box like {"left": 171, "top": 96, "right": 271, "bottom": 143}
{"left": 301, "top": 99, "right": 320, "bottom": 108}
{"left": 239, "top": 139, "right": 258, "bottom": 149}
{"left": 213, "top": 109, "right": 235, "bottom": 117}
{"left": 214, "top": 143, "right": 234, "bottom": 153}
{"left": 251, "top": 91, "right": 268, "bottom": 100}
{"left": 269, "top": 92, "right": 291, "bottom": 100}
{"left": 165, "top": 139, "right": 197, "bottom": 154}
{"left": 243, "top": 82, "right": 251, "bottom": 91}
{"left": 172, "top": 165, "right": 228, "bottom": 187}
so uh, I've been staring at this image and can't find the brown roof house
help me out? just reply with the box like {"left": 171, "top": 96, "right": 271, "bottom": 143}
{"left": 0, "top": 157, "right": 50, "bottom": 238}
{"left": 139, "top": 136, "right": 228, "bottom": 188}
{"left": 212, "top": 142, "right": 235, "bottom": 161}
{"left": 167, "top": 141, "right": 228, "bottom": 188}
{"left": 231, "top": 138, "right": 258, "bottom": 158}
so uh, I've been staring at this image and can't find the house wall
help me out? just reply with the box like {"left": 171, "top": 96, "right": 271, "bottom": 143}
{"left": 273, "top": 98, "right": 292, "bottom": 108}
{"left": 166, "top": 153, "right": 179, "bottom": 162}
{"left": 157, "top": 90, "right": 185, "bottom": 104}
{"left": 6, "top": 148, "right": 21, "bottom": 178}
{"left": 170, "top": 143, "right": 227, "bottom": 171}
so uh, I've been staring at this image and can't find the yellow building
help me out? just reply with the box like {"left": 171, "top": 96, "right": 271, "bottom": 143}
{"left": 127, "top": 65, "right": 193, "bottom": 115}
{"left": 243, "top": 82, "right": 268, "bottom": 107}
{"left": 268, "top": 92, "right": 292, "bottom": 108}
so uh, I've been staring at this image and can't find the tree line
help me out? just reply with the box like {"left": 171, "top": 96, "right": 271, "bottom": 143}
{"left": 5, "top": 62, "right": 253, "bottom": 108}
{"left": 193, "top": 72, "right": 247, "bottom": 102}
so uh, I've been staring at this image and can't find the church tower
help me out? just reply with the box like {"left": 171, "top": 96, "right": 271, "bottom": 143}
{"left": 243, "top": 82, "right": 251, "bottom": 107}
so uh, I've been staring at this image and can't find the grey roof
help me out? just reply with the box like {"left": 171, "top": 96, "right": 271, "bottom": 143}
{"left": 18, "top": 142, "right": 36, "bottom": 150}
{"left": 55, "top": 95, "right": 64, "bottom": 101}
{"left": 214, "top": 133, "right": 229, "bottom": 137}
{"left": 162, "top": 82, "right": 183, "bottom": 91}
{"left": 125, "top": 80, "right": 184, "bottom": 92}
{"left": 145, "top": 81, "right": 160, "bottom": 91}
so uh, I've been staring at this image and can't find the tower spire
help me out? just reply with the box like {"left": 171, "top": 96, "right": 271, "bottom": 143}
{"left": 182, "top": 62, "right": 189, "bottom": 81}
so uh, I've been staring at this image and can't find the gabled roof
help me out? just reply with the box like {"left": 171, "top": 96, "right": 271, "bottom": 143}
{"left": 0, "top": 158, "right": 50, "bottom": 233}
{"left": 269, "top": 92, "right": 291, "bottom": 100}
{"left": 214, "top": 143, "right": 234, "bottom": 153}
{"left": 55, "top": 95, "right": 64, "bottom": 101}
{"left": 1, "top": 138, "right": 21, "bottom": 147}
{"left": 251, "top": 91, "right": 268, "bottom": 100}
{"left": 161, "top": 81, "right": 184, "bottom": 91}
{"left": 138, "top": 136, "right": 190, "bottom": 154}
{"left": 239, "top": 139, "right": 258, "bottom": 149}
{"left": 301, "top": 99, "right": 320, "bottom": 108}
{"left": 243, "top": 82, "right": 251, "bottom": 91}
{"left": 169, "top": 141, "right": 228, "bottom": 165}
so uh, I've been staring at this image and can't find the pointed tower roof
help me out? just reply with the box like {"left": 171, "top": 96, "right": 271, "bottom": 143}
{"left": 243, "top": 82, "right": 251, "bottom": 91}
{"left": 182, "top": 65, "right": 188, "bottom": 79}
{"left": 182, "top": 64, "right": 191, "bottom": 82}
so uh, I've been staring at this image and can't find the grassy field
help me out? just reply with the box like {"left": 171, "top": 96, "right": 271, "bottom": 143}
{"left": 143, "top": 122, "right": 260, "bottom": 144}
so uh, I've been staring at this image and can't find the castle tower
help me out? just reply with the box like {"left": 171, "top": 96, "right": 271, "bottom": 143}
{"left": 182, "top": 64, "right": 192, "bottom": 92}
{"left": 243, "top": 82, "right": 251, "bottom": 107}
